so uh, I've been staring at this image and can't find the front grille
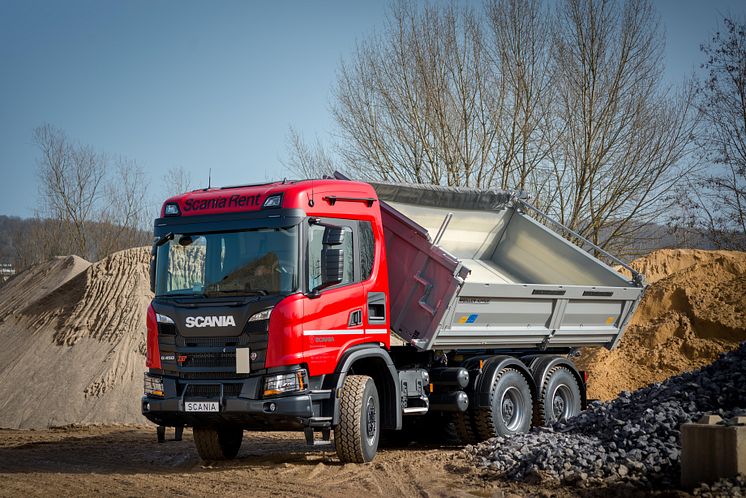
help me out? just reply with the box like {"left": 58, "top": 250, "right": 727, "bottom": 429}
{"left": 159, "top": 316, "right": 269, "bottom": 379}
{"left": 183, "top": 352, "right": 235, "bottom": 368}
{"left": 244, "top": 319, "right": 268, "bottom": 334}
{"left": 185, "top": 383, "right": 243, "bottom": 398}
{"left": 176, "top": 335, "right": 250, "bottom": 348}
{"left": 179, "top": 372, "right": 251, "bottom": 380}
{"left": 158, "top": 323, "right": 177, "bottom": 335}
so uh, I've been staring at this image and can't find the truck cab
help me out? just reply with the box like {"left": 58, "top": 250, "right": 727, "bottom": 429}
{"left": 143, "top": 179, "right": 398, "bottom": 462}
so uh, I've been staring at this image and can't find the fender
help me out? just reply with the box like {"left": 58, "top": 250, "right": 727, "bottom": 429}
{"left": 521, "top": 355, "right": 587, "bottom": 409}
{"left": 328, "top": 344, "right": 402, "bottom": 430}
{"left": 473, "top": 355, "right": 537, "bottom": 409}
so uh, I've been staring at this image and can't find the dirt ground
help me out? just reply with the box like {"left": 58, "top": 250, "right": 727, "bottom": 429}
{"left": 0, "top": 426, "right": 692, "bottom": 498}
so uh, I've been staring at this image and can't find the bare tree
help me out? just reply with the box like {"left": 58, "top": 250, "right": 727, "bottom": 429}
{"left": 96, "top": 158, "right": 150, "bottom": 256}
{"left": 684, "top": 17, "right": 746, "bottom": 249}
{"left": 545, "top": 0, "right": 696, "bottom": 253}
{"left": 162, "top": 166, "right": 194, "bottom": 196}
{"left": 284, "top": 127, "right": 336, "bottom": 179}
{"left": 27, "top": 125, "right": 152, "bottom": 265}
{"left": 34, "top": 124, "right": 107, "bottom": 258}
{"left": 291, "top": 1, "right": 553, "bottom": 190}
{"left": 9, "top": 218, "right": 51, "bottom": 270}
{"left": 333, "top": 2, "right": 506, "bottom": 187}
{"left": 287, "top": 0, "right": 697, "bottom": 253}
{"left": 485, "top": 0, "right": 555, "bottom": 193}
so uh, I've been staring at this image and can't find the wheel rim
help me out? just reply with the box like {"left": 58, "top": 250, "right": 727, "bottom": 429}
{"left": 551, "top": 384, "right": 573, "bottom": 422}
{"left": 500, "top": 386, "right": 525, "bottom": 431}
{"left": 365, "top": 395, "right": 377, "bottom": 445}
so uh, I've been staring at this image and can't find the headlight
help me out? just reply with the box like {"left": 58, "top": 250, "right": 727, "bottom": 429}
{"left": 248, "top": 308, "right": 273, "bottom": 322}
{"left": 263, "top": 370, "right": 306, "bottom": 397}
{"left": 164, "top": 203, "right": 180, "bottom": 216}
{"left": 262, "top": 194, "right": 282, "bottom": 209}
{"left": 144, "top": 374, "right": 164, "bottom": 397}
{"left": 156, "top": 313, "right": 174, "bottom": 324}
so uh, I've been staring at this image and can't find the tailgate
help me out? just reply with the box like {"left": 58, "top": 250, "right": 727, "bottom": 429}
{"left": 381, "top": 201, "right": 470, "bottom": 349}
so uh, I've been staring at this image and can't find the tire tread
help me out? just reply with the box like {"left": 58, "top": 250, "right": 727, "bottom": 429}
{"left": 452, "top": 411, "right": 479, "bottom": 444}
{"left": 193, "top": 427, "right": 242, "bottom": 461}
{"left": 335, "top": 375, "right": 373, "bottom": 463}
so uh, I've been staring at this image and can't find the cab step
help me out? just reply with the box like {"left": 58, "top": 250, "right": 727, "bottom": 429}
{"left": 304, "top": 427, "right": 332, "bottom": 446}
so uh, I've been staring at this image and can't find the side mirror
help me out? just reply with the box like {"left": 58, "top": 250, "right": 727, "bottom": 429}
{"left": 151, "top": 232, "right": 172, "bottom": 295}
{"left": 320, "top": 247, "right": 344, "bottom": 287}
{"left": 322, "top": 226, "right": 345, "bottom": 245}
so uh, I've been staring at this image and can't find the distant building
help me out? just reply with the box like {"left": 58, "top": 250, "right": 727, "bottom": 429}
{"left": 0, "top": 263, "right": 15, "bottom": 283}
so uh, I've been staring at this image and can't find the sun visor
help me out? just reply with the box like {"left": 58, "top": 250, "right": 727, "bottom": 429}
{"left": 366, "top": 181, "right": 514, "bottom": 212}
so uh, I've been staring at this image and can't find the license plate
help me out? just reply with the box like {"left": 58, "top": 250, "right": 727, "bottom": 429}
{"left": 185, "top": 401, "right": 219, "bottom": 412}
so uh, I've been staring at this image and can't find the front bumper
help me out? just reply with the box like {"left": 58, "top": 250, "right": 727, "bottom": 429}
{"left": 142, "top": 366, "right": 322, "bottom": 430}
{"left": 142, "top": 391, "right": 314, "bottom": 430}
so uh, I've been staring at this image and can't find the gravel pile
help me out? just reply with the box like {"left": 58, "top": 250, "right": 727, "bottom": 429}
{"left": 693, "top": 475, "right": 746, "bottom": 497}
{"left": 468, "top": 341, "right": 746, "bottom": 488}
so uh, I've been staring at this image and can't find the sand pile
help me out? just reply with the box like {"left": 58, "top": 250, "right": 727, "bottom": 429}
{"left": 0, "top": 247, "right": 152, "bottom": 429}
{"left": 577, "top": 249, "right": 746, "bottom": 400}
{"left": 0, "top": 254, "right": 90, "bottom": 319}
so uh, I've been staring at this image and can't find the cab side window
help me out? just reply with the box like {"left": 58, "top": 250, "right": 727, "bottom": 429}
{"left": 307, "top": 225, "right": 324, "bottom": 290}
{"left": 360, "top": 221, "right": 375, "bottom": 281}
{"left": 341, "top": 227, "right": 354, "bottom": 283}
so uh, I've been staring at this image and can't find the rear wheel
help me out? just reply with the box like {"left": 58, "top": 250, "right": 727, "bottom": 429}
{"left": 537, "top": 366, "right": 581, "bottom": 425}
{"left": 335, "top": 375, "right": 380, "bottom": 463}
{"left": 193, "top": 426, "right": 243, "bottom": 460}
{"left": 452, "top": 411, "right": 479, "bottom": 444}
{"left": 474, "top": 368, "right": 533, "bottom": 439}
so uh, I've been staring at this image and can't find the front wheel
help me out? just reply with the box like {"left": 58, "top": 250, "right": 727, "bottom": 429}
{"left": 335, "top": 375, "right": 380, "bottom": 463}
{"left": 193, "top": 426, "right": 243, "bottom": 461}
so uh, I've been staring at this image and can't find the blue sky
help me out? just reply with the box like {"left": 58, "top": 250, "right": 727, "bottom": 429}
{"left": 0, "top": 0, "right": 743, "bottom": 218}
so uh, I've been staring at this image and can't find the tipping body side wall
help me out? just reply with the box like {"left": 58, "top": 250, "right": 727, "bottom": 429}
{"left": 489, "top": 211, "right": 631, "bottom": 287}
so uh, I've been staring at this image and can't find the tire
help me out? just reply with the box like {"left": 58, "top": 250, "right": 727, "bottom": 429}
{"left": 335, "top": 375, "right": 380, "bottom": 463}
{"left": 537, "top": 366, "right": 582, "bottom": 426}
{"left": 474, "top": 368, "right": 533, "bottom": 439}
{"left": 452, "top": 411, "right": 479, "bottom": 444}
{"left": 193, "top": 426, "right": 243, "bottom": 461}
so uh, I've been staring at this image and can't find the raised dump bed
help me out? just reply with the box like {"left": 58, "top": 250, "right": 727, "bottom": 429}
{"left": 370, "top": 182, "right": 645, "bottom": 353}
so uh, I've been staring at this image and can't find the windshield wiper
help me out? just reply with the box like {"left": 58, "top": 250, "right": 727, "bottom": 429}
{"left": 204, "top": 288, "right": 269, "bottom": 296}
{"left": 159, "top": 291, "right": 207, "bottom": 298}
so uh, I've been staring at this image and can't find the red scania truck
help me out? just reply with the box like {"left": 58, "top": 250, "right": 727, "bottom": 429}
{"left": 142, "top": 173, "right": 645, "bottom": 463}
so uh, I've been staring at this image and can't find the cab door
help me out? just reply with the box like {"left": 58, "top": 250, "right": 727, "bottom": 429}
{"left": 301, "top": 219, "right": 367, "bottom": 376}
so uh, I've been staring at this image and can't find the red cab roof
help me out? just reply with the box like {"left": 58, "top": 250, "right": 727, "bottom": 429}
{"left": 161, "top": 179, "right": 379, "bottom": 218}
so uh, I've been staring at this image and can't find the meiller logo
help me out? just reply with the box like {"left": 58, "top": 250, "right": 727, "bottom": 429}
{"left": 185, "top": 316, "right": 237, "bottom": 328}
{"left": 182, "top": 194, "right": 261, "bottom": 212}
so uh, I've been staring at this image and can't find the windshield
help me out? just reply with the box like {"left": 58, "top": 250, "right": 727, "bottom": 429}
{"left": 155, "top": 226, "right": 299, "bottom": 297}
